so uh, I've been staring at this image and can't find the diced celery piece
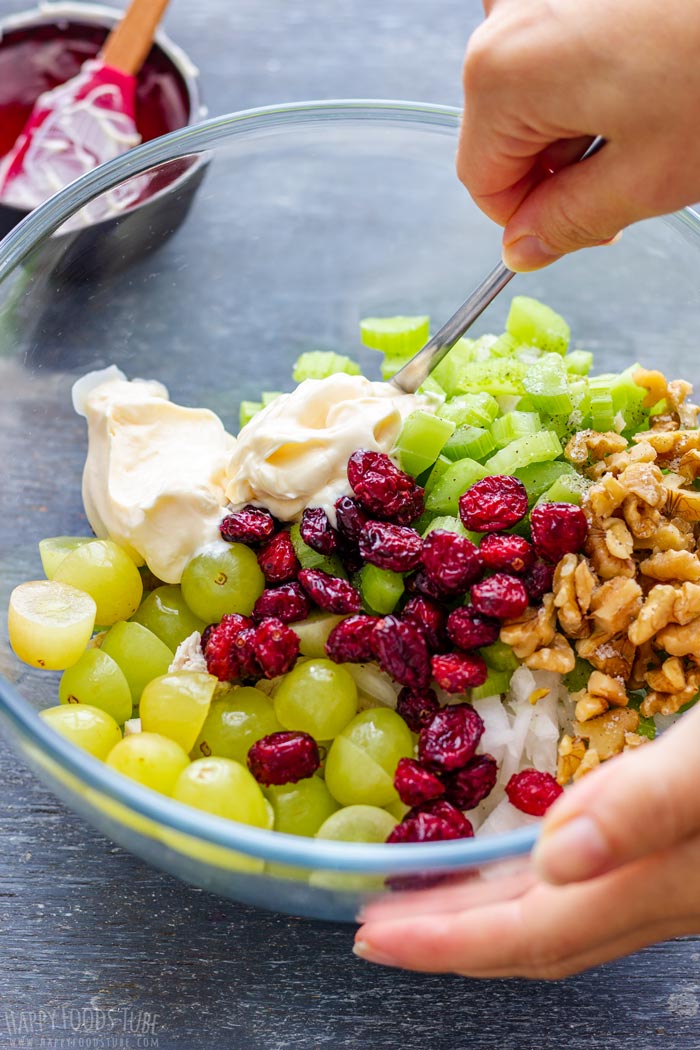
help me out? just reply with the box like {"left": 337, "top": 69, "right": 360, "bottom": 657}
{"left": 437, "top": 392, "right": 499, "bottom": 428}
{"left": 292, "top": 351, "right": 360, "bottom": 382}
{"left": 359, "top": 564, "right": 404, "bottom": 615}
{"left": 239, "top": 400, "right": 262, "bottom": 428}
{"left": 481, "top": 640, "right": 520, "bottom": 673}
{"left": 360, "top": 315, "right": 430, "bottom": 355}
{"left": 506, "top": 296, "right": 570, "bottom": 355}
{"left": 514, "top": 346, "right": 543, "bottom": 364}
{"left": 470, "top": 334, "right": 501, "bottom": 361}
{"left": 442, "top": 425, "right": 495, "bottom": 462}
{"left": 421, "top": 515, "right": 472, "bottom": 539}
{"left": 452, "top": 358, "right": 527, "bottom": 396}
{"left": 590, "top": 391, "right": 615, "bottom": 432}
{"left": 565, "top": 350, "right": 593, "bottom": 376}
{"left": 488, "top": 332, "right": 520, "bottom": 357}
{"left": 425, "top": 459, "right": 489, "bottom": 514}
{"left": 380, "top": 355, "right": 406, "bottom": 380}
{"left": 471, "top": 668, "right": 513, "bottom": 701}
{"left": 563, "top": 657, "right": 594, "bottom": 693}
{"left": 515, "top": 460, "right": 576, "bottom": 505}
{"left": 485, "top": 431, "right": 562, "bottom": 473}
{"left": 289, "top": 524, "right": 347, "bottom": 578}
{"left": 490, "top": 411, "right": 541, "bottom": 448}
{"left": 261, "top": 390, "right": 283, "bottom": 406}
{"left": 539, "top": 473, "right": 589, "bottom": 506}
{"left": 424, "top": 455, "right": 453, "bottom": 497}
{"left": 394, "top": 411, "right": 455, "bottom": 477}
{"left": 418, "top": 375, "right": 447, "bottom": 401}
{"left": 431, "top": 338, "right": 476, "bottom": 396}
{"left": 521, "top": 354, "right": 573, "bottom": 415}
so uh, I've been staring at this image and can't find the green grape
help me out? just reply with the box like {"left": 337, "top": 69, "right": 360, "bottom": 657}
{"left": 316, "top": 804, "right": 397, "bottom": 844}
{"left": 140, "top": 671, "right": 217, "bottom": 752}
{"left": 384, "top": 798, "right": 410, "bottom": 822}
{"left": 8, "top": 580, "right": 96, "bottom": 670}
{"left": 106, "top": 732, "right": 190, "bottom": 795}
{"left": 191, "top": 687, "right": 282, "bottom": 763}
{"left": 265, "top": 776, "right": 339, "bottom": 837}
{"left": 172, "top": 756, "right": 272, "bottom": 829}
{"left": 273, "top": 659, "right": 357, "bottom": 739}
{"left": 181, "top": 543, "right": 265, "bottom": 621}
{"left": 289, "top": 613, "right": 345, "bottom": 657}
{"left": 100, "top": 621, "right": 174, "bottom": 703}
{"left": 59, "top": 647, "right": 132, "bottom": 724}
{"left": 39, "top": 536, "right": 92, "bottom": 578}
{"left": 40, "top": 704, "right": 121, "bottom": 760}
{"left": 131, "top": 585, "right": 207, "bottom": 651}
{"left": 325, "top": 708, "right": 413, "bottom": 807}
{"left": 53, "top": 540, "right": 143, "bottom": 625}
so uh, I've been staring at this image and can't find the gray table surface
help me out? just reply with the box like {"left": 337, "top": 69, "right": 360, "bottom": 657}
{"left": 1, "top": 2, "right": 699, "bottom": 1048}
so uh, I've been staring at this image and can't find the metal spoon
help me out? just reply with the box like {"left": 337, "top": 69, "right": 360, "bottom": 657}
{"left": 390, "top": 136, "right": 605, "bottom": 395}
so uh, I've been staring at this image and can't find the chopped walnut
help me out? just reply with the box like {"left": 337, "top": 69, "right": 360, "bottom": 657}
{"left": 556, "top": 734, "right": 587, "bottom": 785}
{"left": 552, "top": 554, "right": 592, "bottom": 638}
{"left": 587, "top": 475, "right": 627, "bottom": 518}
{"left": 586, "top": 524, "right": 636, "bottom": 579}
{"left": 640, "top": 549, "right": 700, "bottom": 582}
{"left": 524, "top": 632, "right": 576, "bottom": 673}
{"left": 572, "top": 747, "right": 601, "bottom": 780}
{"left": 633, "top": 367, "right": 667, "bottom": 409}
{"left": 648, "top": 413, "right": 679, "bottom": 432}
{"left": 622, "top": 495, "right": 661, "bottom": 539}
{"left": 678, "top": 448, "right": 700, "bottom": 482}
{"left": 618, "top": 462, "right": 667, "bottom": 509}
{"left": 629, "top": 640, "right": 658, "bottom": 689}
{"left": 655, "top": 618, "right": 700, "bottom": 658}
{"left": 665, "top": 487, "right": 700, "bottom": 523}
{"left": 588, "top": 670, "right": 628, "bottom": 706}
{"left": 667, "top": 379, "right": 700, "bottom": 429}
{"left": 631, "top": 518, "right": 694, "bottom": 552}
{"left": 604, "top": 441, "right": 657, "bottom": 477}
{"left": 574, "top": 690, "right": 609, "bottom": 722}
{"left": 623, "top": 732, "right": 648, "bottom": 750}
{"left": 640, "top": 664, "right": 700, "bottom": 717}
{"left": 672, "top": 582, "right": 700, "bottom": 625}
{"left": 602, "top": 517, "right": 634, "bottom": 559}
{"left": 634, "top": 428, "right": 700, "bottom": 467}
{"left": 500, "top": 593, "right": 556, "bottom": 659}
{"left": 628, "top": 584, "right": 677, "bottom": 645}
{"left": 646, "top": 655, "right": 686, "bottom": 693}
{"left": 574, "top": 707, "right": 640, "bottom": 760}
{"left": 565, "top": 429, "right": 627, "bottom": 466}
{"left": 576, "top": 629, "right": 636, "bottom": 679}
{"left": 589, "top": 577, "right": 643, "bottom": 635}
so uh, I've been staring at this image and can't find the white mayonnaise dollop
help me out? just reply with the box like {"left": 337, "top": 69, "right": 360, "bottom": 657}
{"left": 74, "top": 368, "right": 236, "bottom": 584}
{"left": 225, "top": 375, "right": 426, "bottom": 522}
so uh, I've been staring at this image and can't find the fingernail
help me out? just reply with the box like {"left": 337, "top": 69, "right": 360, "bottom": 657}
{"left": 502, "top": 236, "right": 562, "bottom": 272}
{"left": 532, "top": 815, "right": 610, "bottom": 884}
{"left": 597, "top": 230, "right": 623, "bottom": 247}
{"left": 353, "top": 939, "right": 399, "bottom": 967}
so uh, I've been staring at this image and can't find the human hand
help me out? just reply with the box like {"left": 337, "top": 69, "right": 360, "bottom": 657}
{"left": 354, "top": 704, "right": 700, "bottom": 979}
{"left": 457, "top": 0, "right": 700, "bottom": 271}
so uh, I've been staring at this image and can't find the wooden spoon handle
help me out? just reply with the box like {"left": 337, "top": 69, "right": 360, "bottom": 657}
{"left": 101, "top": 0, "right": 171, "bottom": 76}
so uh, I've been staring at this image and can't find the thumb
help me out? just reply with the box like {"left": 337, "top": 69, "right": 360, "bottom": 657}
{"left": 501, "top": 144, "right": 643, "bottom": 271}
{"left": 533, "top": 705, "right": 700, "bottom": 885}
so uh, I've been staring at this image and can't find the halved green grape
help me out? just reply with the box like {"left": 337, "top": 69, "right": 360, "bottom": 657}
{"left": 100, "top": 621, "right": 174, "bottom": 703}
{"left": 506, "top": 295, "right": 570, "bottom": 355}
{"left": 191, "top": 687, "right": 282, "bottom": 763}
{"left": 8, "top": 580, "right": 96, "bottom": 670}
{"left": 324, "top": 708, "right": 413, "bottom": 807}
{"left": 359, "top": 564, "right": 404, "bottom": 615}
{"left": 266, "top": 776, "right": 339, "bottom": 837}
{"left": 172, "top": 756, "right": 272, "bottom": 829}
{"left": 39, "top": 536, "right": 92, "bottom": 579}
{"left": 106, "top": 732, "right": 190, "bottom": 795}
{"left": 274, "top": 659, "right": 357, "bottom": 739}
{"left": 393, "top": 410, "right": 455, "bottom": 477}
{"left": 316, "top": 804, "right": 397, "bottom": 844}
{"left": 40, "top": 703, "right": 121, "bottom": 759}
{"left": 181, "top": 544, "right": 265, "bottom": 621}
{"left": 53, "top": 539, "right": 143, "bottom": 625}
{"left": 131, "top": 584, "right": 207, "bottom": 651}
{"left": 384, "top": 799, "right": 410, "bottom": 822}
{"left": 140, "top": 671, "right": 217, "bottom": 752}
{"left": 292, "top": 351, "right": 360, "bottom": 381}
{"left": 290, "top": 613, "right": 346, "bottom": 657}
{"left": 59, "top": 647, "right": 132, "bottom": 724}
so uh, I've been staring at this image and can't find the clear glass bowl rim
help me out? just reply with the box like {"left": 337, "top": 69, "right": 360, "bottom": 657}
{"left": 2, "top": 99, "right": 699, "bottom": 873}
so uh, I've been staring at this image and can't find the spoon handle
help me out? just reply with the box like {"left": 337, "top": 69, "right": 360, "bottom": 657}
{"left": 101, "top": 0, "right": 171, "bottom": 76}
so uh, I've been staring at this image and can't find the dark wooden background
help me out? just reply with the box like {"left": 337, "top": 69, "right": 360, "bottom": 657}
{"left": 1, "top": 2, "right": 699, "bottom": 1047}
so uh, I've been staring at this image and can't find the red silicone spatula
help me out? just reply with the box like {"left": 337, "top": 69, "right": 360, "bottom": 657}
{"left": 0, "top": 0, "right": 171, "bottom": 213}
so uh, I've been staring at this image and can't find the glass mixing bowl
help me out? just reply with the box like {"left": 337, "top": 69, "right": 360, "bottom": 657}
{"left": 1, "top": 101, "right": 699, "bottom": 922}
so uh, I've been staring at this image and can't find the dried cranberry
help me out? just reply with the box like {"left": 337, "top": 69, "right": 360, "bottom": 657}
{"left": 506, "top": 769, "right": 563, "bottom": 816}
{"left": 530, "top": 502, "right": 588, "bottom": 563}
{"left": 334, "top": 496, "right": 368, "bottom": 543}
{"left": 358, "top": 520, "right": 422, "bottom": 572}
{"left": 394, "top": 757, "right": 445, "bottom": 807}
{"left": 459, "top": 475, "right": 528, "bottom": 532}
{"left": 421, "top": 529, "right": 484, "bottom": 594}
{"left": 401, "top": 596, "right": 448, "bottom": 653}
{"left": 444, "top": 754, "right": 498, "bottom": 810}
{"left": 336, "top": 535, "right": 365, "bottom": 576}
{"left": 203, "top": 614, "right": 253, "bottom": 681}
{"left": 471, "top": 573, "right": 529, "bottom": 620}
{"left": 231, "top": 626, "right": 262, "bottom": 680}
{"left": 431, "top": 652, "right": 488, "bottom": 693}
{"left": 257, "top": 531, "right": 300, "bottom": 584}
{"left": 220, "top": 506, "right": 275, "bottom": 545}
{"left": 387, "top": 799, "right": 474, "bottom": 843}
{"left": 446, "top": 607, "right": 500, "bottom": 651}
{"left": 347, "top": 449, "right": 423, "bottom": 522}
{"left": 253, "top": 618, "right": 300, "bottom": 678}
{"left": 479, "top": 532, "right": 535, "bottom": 575}
{"left": 523, "top": 558, "right": 555, "bottom": 602}
{"left": 418, "top": 703, "right": 485, "bottom": 771}
{"left": 406, "top": 569, "right": 451, "bottom": 602}
{"left": 371, "top": 615, "right": 431, "bottom": 691}
{"left": 396, "top": 686, "right": 440, "bottom": 732}
{"left": 252, "top": 582, "right": 311, "bottom": 624}
{"left": 325, "top": 614, "right": 379, "bottom": 663}
{"left": 300, "top": 507, "right": 337, "bottom": 555}
{"left": 298, "top": 569, "right": 362, "bottom": 614}
{"left": 247, "top": 731, "right": 320, "bottom": 785}
{"left": 200, "top": 624, "right": 214, "bottom": 651}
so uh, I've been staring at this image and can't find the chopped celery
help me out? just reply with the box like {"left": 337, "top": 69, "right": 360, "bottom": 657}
{"left": 394, "top": 411, "right": 455, "bottom": 477}
{"left": 437, "top": 392, "right": 499, "bottom": 428}
{"left": 563, "top": 657, "right": 594, "bottom": 693}
{"left": 289, "top": 524, "right": 347, "bottom": 578}
{"left": 359, "top": 564, "right": 404, "bottom": 614}
{"left": 590, "top": 391, "right": 615, "bottom": 432}
{"left": 451, "top": 358, "right": 527, "bottom": 396}
{"left": 522, "top": 355, "right": 573, "bottom": 415}
{"left": 488, "top": 332, "right": 520, "bottom": 357}
{"left": 292, "top": 351, "right": 360, "bottom": 382}
{"left": 424, "top": 455, "right": 453, "bottom": 497}
{"left": 565, "top": 350, "right": 593, "bottom": 376}
{"left": 425, "top": 458, "right": 489, "bottom": 514}
{"left": 506, "top": 296, "right": 570, "bottom": 355}
{"left": 261, "top": 390, "right": 284, "bottom": 406}
{"left": 481, "top": 640, "right": 520, "bottom": 673}
{"left": 485, "top": 431, "right": 562, "bottom": 473}
{"left": 239, "top": 400, "right": 262, "bottom": 428}
{"left": 471, "top": 668, "right": 512, "bottom": 701}
{"left": 490, "top": 411, "right": 541, "bottom": 448}
{"left": 380, "top": 355, "right": 406, "bottom": 380}
{"left": 421, "top": 515, "right": 473, "bottom": 540}
{"left": 360, "top": 315, "right": 430, "bottom": 355}
{"left": 442, "top": 425, "right": 495, "bottom": 462}
{"left": 514, "top": 461, "right": 575, "bottom": 504}
{"left": 431, "top": 338, "right": 476, "bottom": 396}
{"left": 418, "top": 375, "right": 447, "bottom": 401}
{"left": 539, "top": 473, "right": 589, "bottom": 506}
